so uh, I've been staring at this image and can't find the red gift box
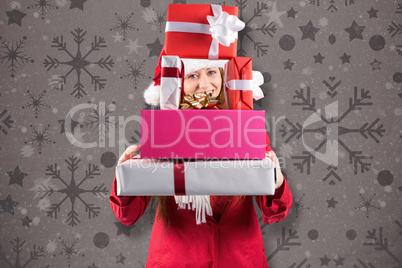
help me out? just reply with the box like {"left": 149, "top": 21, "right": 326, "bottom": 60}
{"left": 165, "top": 4, "right": 243, "bottom": 59}
{"left": 224, "top": 57, "right": 254, "bottom": 110}
{"left": 140, "top": 110, "right": 266, "bottom": 159}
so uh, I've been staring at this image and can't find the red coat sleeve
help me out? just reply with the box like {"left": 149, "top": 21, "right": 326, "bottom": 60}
{"left": 255, "top": 132, "right": 293, "bottom": 225}
{"left": 109, "top": 174, "right": 152, "bottom": 226}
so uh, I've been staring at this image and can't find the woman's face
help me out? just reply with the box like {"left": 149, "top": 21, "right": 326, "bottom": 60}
{"left": 183, "top": 67, "right": 222, "bottom": 97}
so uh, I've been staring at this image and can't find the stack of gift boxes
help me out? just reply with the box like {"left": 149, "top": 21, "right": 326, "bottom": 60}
{"left": 116, "top": 4, "right": 276, "bottom": 197}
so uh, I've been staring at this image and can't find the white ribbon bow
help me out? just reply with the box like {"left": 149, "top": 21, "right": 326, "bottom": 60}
{"left": 207, "top": 5, "right": 245, "bottom": 59}
{"left": 165, "top": 4, "right": 245, "bottom": 59}
{"left": 252, "top": 71, "right": 264, "bottom": 100}
{"left": 225, "top": 70, "right": 265, "bottom": 100}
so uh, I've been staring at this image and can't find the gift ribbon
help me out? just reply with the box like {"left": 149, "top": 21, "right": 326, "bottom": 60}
{"left": 180, "top": 92, "right": 220, "bottom": 109}
{"left": 165, "top": 4, "right": 245, "bottom": 59}
{"left": 225, "top": 69, "right": 265, "bottom": 101}
{"left": 173, "top": 160, "right": 186, "bottom": 195}
{"left": 161, "top": 67, "right": 181, "bottom": 78}
{"left": 173, "top": 159, "right": 213, "bottom": 224}
{"left": 161, "top": 58, "right": 186, "bottom": 109}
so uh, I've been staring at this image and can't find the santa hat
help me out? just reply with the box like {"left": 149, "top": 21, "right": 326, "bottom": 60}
{"left": 144, "top": 46, "right": 228, "bottom": 106}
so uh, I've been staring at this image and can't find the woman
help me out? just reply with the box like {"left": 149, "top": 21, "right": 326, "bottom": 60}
{"left": 109, "top": 66, "right": 293, "bottom": 267}
{"left": 184, "top": 67, "right": 224, "bottom": 96}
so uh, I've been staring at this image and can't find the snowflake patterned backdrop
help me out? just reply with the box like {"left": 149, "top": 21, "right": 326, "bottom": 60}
{"left": 0, "top": 0, "right": 401, "bottom": 267}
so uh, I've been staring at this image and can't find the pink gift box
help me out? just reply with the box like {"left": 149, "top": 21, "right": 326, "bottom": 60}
{"left": 140, "top": 110, "right": 266, "bottom": 159}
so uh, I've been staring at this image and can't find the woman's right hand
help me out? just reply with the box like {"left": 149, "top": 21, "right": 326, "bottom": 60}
{"left": 117, "top": 145, "right": 141, "bottom": 165}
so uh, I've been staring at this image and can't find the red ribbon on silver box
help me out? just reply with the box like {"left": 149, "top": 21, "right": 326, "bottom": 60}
{"left": 160, "top": 55, "right": 184, "bottom": 110}
{"left": 173, "top": 160, "right": 186, "bottom": 195}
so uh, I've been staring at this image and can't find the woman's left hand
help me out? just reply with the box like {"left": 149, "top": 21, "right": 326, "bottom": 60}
{"left": 266, "top": 151, "right": 284, "bottom": 190}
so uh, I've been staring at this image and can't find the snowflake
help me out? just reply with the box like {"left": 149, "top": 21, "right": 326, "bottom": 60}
{"left": 79, "top": 101, "right": 118, "bottom": 140}
{"left": 302, "top": 66, "right": 313, "bottom": 75}
{"left": 21, "top": 144, "right": 35, "bottom": 157}
{"left": 28, "top": 0, "right": 58, "bottom": 19}
{"left": 0, "top": 109, "right": 14, "bottom": 135}
{"left": 355, "top": 193, "right": 380, "bottom": 218}
{"left": 125, "top": 38, "right": 142, "bottom": 54}
{"left": 10, "top": 1, "right": 22, "bottom": 10}
{"left": 142, "top": 7, "right": 157, "bottom": 23}
{"left": 308, "top": 0, "right": 356, "bottom": 13}
{"left": 0, "top": 237, "right": 45, "bottom": 268}
{"left": 235, "top": 1, "right": 276, "bottom": 57}
{"left": 152, "top": 10, "right": 166, "bottom": 33}
{"left": 385, "top": 82, "right": 393, "bottom": 89}
{"left": 44, "top": 28, "right": 114, "bottom": 98}
{"left": 266, "top": 227, "right": 301, "bottom": 261}
{"left": 37, "top": 155, "right": 108, "bottom": 226}
{"left": 250, "top": 23, "right": 258, "bottom": 30}
{"left": 291, "top": 194, "right": 308, "bottom": 218}
{"left": 0, "top": 36, "right": 34, "bottom": 78}
{"left": 48, "top": 74, "right": 65, "bottom": 90}
{"left": 363, "top": 227, "right": 401, "bottom": 267}
{"left": 55, "top": 237, "right": 84, "bottom": 267}
{"left": 110, "top": 12, "right": 137, "bottom": 41}
{"left": 280, "top": 86, "right": 385, "bottom": 185}
{"left": 322, "top": 75, "right": 342, "bottom": 98}
{"left": 120, "top": 59, "right": 148, "bottom": 89}
{"left": 354, "top": 258, "right": 376, "bottom": 267}
{"left": 388, "top": 21, "right": 402, "bottom": 38}
{"left": 397, "top": 45, "right": 402, "bottom": 56}
{"left": 319, "top": 91, "right": 328, "bottom": 100}
{"left": 394, "top": 108, "right": 402, "bottom": 116}
{"left": 141, "top": 7, "right": 166, "bottom": 33}
{"left": 21, "top": 90, "right": 51, "bottom": 118}
{"left": 25, "top": 124, "right": 55, "bottom": 154}
{"left": 278, "top": 143, "right": 293, "bottom": 158}
{"left": 378, "top": 109, "right": 386, "bottom": 117}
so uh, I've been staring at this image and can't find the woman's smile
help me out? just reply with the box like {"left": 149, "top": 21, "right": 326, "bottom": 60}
{"left": 183, "top": 67, "right": 222, "bottom": 97}
{"left": 196, "top": 89, "right": 215, "bottom": 95}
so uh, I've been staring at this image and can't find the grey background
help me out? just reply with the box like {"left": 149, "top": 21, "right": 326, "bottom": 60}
{"left": 0, "top": 0, "right": 401, "bottom": 267}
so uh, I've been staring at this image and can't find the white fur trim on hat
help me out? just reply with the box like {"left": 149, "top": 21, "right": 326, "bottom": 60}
{"left": 181, "top": 59, "right": 228, "bottom": 76}
{"left": 143, "top": 82, "right": 160, "bottom": 106}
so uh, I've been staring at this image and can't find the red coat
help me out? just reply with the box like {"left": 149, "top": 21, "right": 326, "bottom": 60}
{"left": 109, "top": 133, "right": 293, "bottom": 267}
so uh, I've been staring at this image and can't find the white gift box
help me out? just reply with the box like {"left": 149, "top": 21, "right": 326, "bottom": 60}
{"left": 115, "top": 158, "right": 276, "bottom": 196}
{"left": 160, "top": 55, "right": 183, "bottom": 110}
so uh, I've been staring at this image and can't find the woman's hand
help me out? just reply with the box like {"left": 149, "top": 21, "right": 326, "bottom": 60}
{"left": 265, "top": 151, "right": 284, "bottom": 190}
{"left": 117, "top": 145, "right": 141, "bottom": 165}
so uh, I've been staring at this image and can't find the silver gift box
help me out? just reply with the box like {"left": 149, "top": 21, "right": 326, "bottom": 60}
{"left": 160, "top": 55, "right": 182, "bottom": 110}
{"left": 116, "top": 158, "right": 276, "bottom": 196}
